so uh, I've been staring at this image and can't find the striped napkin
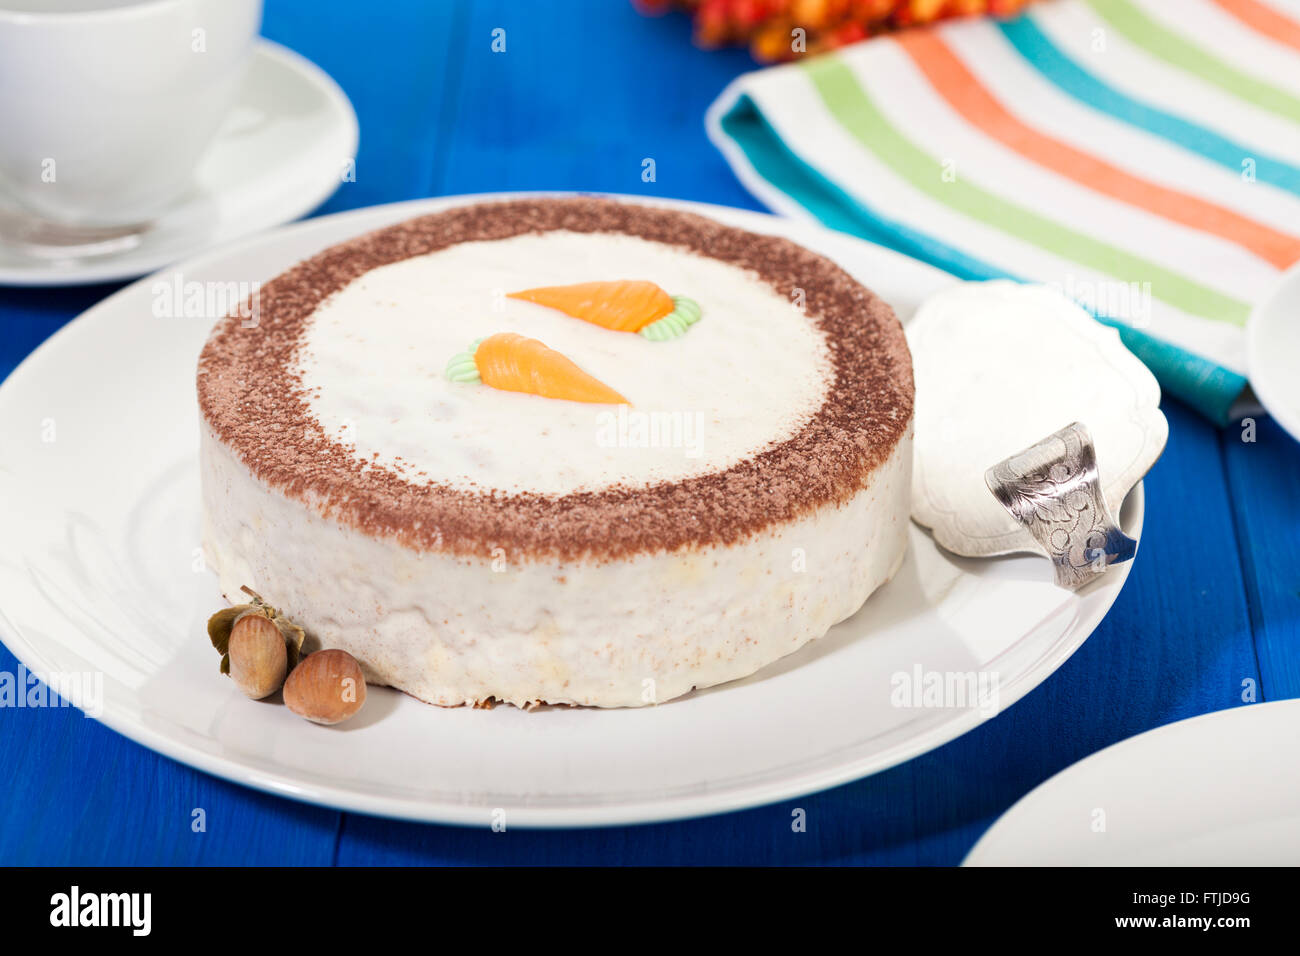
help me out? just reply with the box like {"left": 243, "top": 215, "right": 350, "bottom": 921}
{"left": 707, "top": 0, "right": 1300, "bottom": 424}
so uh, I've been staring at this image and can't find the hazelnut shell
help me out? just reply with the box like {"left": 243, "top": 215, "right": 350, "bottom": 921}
{"left": 227, "top": 612, "right": 288, "bottom": 700}
{"left": 283, "top": 649, "right": 367, "bottom": 725}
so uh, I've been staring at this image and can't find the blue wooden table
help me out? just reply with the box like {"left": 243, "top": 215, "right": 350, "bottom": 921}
{"left": 1, "top": 0, "right": 1297, "bottom": 866}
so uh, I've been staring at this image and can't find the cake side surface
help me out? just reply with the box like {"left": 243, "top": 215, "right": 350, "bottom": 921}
{"left": 200, "top": 423, "right": 912, "bottom": 708}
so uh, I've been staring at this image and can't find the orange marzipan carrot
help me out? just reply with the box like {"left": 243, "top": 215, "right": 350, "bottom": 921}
{"left": 508, "top": 280, "right": 674, "bottom": 333}
{"left": 476, "top": 332, "right": 629, "bottom": 405}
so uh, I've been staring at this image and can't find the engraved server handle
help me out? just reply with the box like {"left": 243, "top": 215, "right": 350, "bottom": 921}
{"left": 984, "top": 422, "right": 1138, "bottom": 591}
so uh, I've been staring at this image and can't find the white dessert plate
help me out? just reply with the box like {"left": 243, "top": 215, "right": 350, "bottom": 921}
{"left": 0, "top": 40, "right": 358, "bottom": 288}
{"left": 1247, "top": 261, "right": 1300, "bottom": 444}
{"left": 964, "top": 699, "right": 1300, "bottom": 865}
{"left": 0, "top": 193, "right": 1143, "bottom": 827}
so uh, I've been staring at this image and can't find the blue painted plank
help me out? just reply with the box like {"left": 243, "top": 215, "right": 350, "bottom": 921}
{"left": 1222, "top": 416, "right": 1300, "bottom": 701}
{"left": 434, "top": 0, "right": 759, "bottom": 207}
{"left": 0, "top": 285, "right": 123, "bottom": 385}
{"left": 0, "top": 642, "right": 338, "bottom": 865}
{"left": 261, "top": 0, "right": 464, "bottom": 212}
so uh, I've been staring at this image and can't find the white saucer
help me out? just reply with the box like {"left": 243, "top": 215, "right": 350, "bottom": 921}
{"left": 965, "top": 700, "right": 1300, "bottom": 865}
{"left": 0, "top": 193, "right": 1144, "bottom": 827}
{"left": 1248, "top": 261, "right": 1300, "bottom": 444}
{"left": 0, "top": 40, "right": 358, "bottom": 288}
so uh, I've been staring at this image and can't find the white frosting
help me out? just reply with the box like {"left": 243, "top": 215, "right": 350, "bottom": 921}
{"left": 297, "top": 232, "right": 832, "bottom": 495}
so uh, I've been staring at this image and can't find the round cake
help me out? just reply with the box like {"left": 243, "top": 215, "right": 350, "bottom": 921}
{"left": 197, "top": 197, "right": 914, "bottom": 708}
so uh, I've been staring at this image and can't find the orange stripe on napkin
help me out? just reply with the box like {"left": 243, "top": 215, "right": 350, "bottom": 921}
{"left": 895, "top": 29, "right": 1300, "bottom": 269}
{"left": 1212, "top": 0, "right": 1300, "bottom": 54}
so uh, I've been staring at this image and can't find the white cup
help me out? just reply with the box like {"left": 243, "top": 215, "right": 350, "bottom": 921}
{"left": 0, "top": 0, "right": 262, "bottom": 227}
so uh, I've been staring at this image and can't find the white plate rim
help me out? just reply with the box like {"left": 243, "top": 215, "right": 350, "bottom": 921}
{"left": 962, "top": 698, "right": 1300, "bottom": 866}
{"left": 0, "top": 192, "right": 1144, "bottom": 827}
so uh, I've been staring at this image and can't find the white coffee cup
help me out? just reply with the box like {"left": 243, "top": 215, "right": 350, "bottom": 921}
{"left": 0, "top": 0, "right": 262, "bottom": 227}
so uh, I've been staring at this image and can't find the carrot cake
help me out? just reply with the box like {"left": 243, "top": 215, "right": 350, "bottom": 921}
{"left": 196, "top": 197, "right": 914, "bottom": 707}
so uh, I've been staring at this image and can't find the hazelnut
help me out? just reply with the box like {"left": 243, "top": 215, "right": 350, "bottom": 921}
{"left": 227, "top": 612, "right": 288, "bottom": 700}
{"left": 283, "top": 649, "right": 367, "bottom": 725}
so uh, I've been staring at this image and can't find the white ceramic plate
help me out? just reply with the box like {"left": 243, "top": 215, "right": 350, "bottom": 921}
{"left": 0, "top": 194, "right": 1143, "bottom": 827}
{"left": 0, "top": 40, "right": 358, "bottom": 287}
{"left": 965, "top": 700, "right": 1300, "bottom": 865}
{"left": 1247, "top": 262, "right": 1300, "bottom": 444}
